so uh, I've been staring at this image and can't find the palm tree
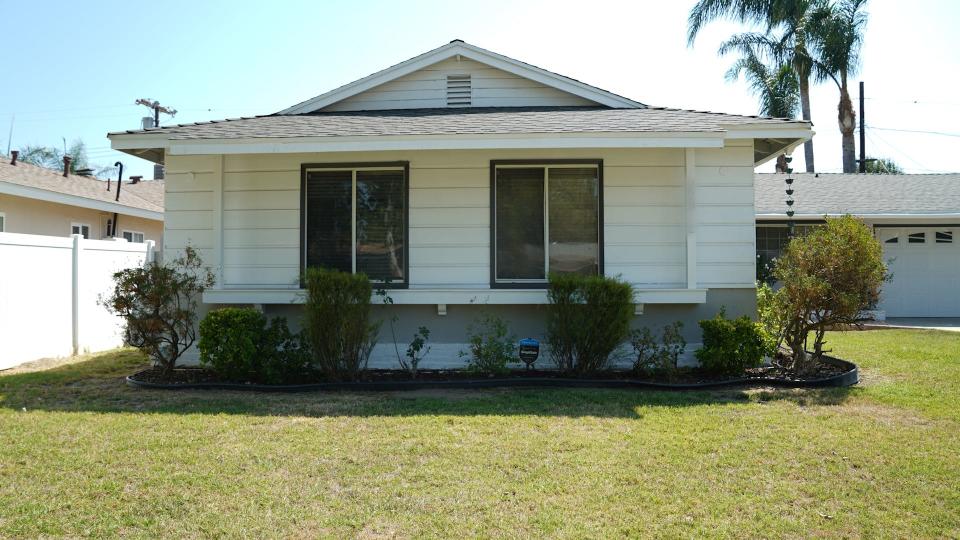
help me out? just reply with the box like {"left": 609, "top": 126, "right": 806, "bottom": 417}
{"left": 688, "top": 0, "right": 818, "bottom": 172}
{"left": 808, "top": 0, "right": 869, "bottom": 173}
{"left": 725, "top": 48, "right": 800, "bottom": 171}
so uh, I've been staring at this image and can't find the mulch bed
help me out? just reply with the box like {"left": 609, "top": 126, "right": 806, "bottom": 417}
{"left": 128, "top": 356, "right": 858, "bottom": 392}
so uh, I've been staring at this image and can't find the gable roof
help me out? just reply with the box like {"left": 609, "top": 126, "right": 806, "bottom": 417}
{"left": 755, "top": 172, "right": 960, "bottom": 218}
{"left": 0, "top": 157, "right": 164, "bottom": 220}
{"left": 278, "top": 40, "right": 644, "bottom": 114}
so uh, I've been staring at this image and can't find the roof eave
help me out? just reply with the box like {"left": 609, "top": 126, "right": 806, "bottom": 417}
{"left": 0, "top": 181, "right": 164, "bottom": 220}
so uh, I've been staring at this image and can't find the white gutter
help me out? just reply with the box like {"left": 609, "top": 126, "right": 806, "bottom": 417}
{"left": 757, "top": 213, "right": 960, "bottom": 220}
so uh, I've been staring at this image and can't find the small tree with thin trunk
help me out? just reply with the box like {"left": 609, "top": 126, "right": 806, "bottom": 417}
{"left": 771, "top": 215, "right": 886, "bottom": 374}
{"left": 102, "top": 247, "right": 215, "bottom": 377}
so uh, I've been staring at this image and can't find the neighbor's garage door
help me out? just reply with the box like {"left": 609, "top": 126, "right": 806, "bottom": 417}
{"left": 878, "top": 227, "right": 960, "bottom": 317}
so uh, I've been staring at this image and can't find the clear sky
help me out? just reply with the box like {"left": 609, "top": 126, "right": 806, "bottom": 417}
{"left": 2, "top": 0, "right": 958, "bottom": 179}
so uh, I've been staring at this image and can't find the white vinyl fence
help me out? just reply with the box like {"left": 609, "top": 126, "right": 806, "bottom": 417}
{"left": 0, "top": 232, "right": 155, "bottom": 369}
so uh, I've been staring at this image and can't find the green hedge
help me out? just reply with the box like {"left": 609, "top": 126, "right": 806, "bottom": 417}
{"left": 694, "top": 309, "right": 772, "bottom": 376}
{"left": 546, "top": 273, "right": 634, "bottom": 373}
{"left": 198, "top": 307, "right": 309, "bottom": 384}
{"left": 302, "top": 268, "right": 379, "bottom": 381}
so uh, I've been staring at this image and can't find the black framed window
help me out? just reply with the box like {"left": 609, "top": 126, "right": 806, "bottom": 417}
{"left": 491, "top": 161, "right": 601, "bottom": 287}
{"left": 302, "top": 163, "right": 408, "bottom": 286}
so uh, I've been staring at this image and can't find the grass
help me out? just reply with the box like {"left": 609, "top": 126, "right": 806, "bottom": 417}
{"left": 0, "top": 330, "right": 958, "bottom": 538}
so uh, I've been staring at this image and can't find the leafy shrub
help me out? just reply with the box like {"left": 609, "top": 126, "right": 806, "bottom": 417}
{"left": 401, "top": 326, "right": 431, "bottom": 378}
{"left": 199, "top": 307, "right": 265, "bottom": 381}
{"left": 302, "top": 268, "right": 379, "bottom": 381}
{"left": 756, "top": 281, "right": 785, "bottom": 351}
{"left": 772, "top": 216, "right": 887, "bottom": 374}
{"left": 694, "top": 309, "right": 773, "bottom": 375}
{"left": 631, "top": 322, "right": 686, "bottom": 376}
{"left": 102, "top": 246, "right": 214, "bottom": 376}
{"left": 461, "top": 311, "right": 515, "bottom": 375}
{"left": 546, "top": 273, "right": 634, "bottom": 374}
{"left": 198, "top": 308, "right": 310, "bottom": 384}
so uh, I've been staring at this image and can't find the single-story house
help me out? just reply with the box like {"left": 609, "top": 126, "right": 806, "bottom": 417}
{"left": 756, "top": 172, "right": 960, "bottom": 317}
{"left": 0, "top": 153, "right": 164, "bottom": 244}
{"left": 108, "top": 40, "right": 811, "bottom": 366}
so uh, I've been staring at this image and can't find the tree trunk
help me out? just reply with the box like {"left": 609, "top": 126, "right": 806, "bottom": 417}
{"left": 798, "top": 74, "right": 815, "bottom": 172}
{"left": 838, "top": 76, "right": 857, "bottom": 173}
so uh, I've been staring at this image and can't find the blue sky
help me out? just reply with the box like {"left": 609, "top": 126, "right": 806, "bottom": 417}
{"left": 2, "top": 0, "right": 958, "bottom": 179}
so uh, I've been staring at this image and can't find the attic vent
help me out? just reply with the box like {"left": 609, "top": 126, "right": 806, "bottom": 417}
{"left": 446, "top": 74, "right": 471, "bottom": 107}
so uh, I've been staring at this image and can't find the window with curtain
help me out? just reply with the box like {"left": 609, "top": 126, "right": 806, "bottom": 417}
{"left": 303, "top": 165, "right": 407, "bottom": 284}
{"left": 493, "top": 164, "right": 600, "bottom": 285}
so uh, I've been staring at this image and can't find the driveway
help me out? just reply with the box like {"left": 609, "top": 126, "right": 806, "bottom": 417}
{"left": 878, "top": 318, "right": 960, "bottom": 332}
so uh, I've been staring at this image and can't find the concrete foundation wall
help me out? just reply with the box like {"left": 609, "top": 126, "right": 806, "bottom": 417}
{"left": 254, "top": 287, "right": 755, "bottom": 370}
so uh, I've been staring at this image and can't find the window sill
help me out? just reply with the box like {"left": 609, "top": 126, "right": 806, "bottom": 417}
{"left": 203, "top": 288, "right": 708, "bottom": 305}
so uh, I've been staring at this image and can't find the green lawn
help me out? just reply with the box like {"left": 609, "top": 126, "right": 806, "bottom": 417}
{"left": 1, "top": 330, "right": 958, "bottom": 538}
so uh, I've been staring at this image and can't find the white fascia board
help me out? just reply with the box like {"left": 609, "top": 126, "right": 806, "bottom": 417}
{"left": 168, "top": 132, "right": 723, "bottom": 156}
{"left": 0, "top": 181, "right": 163, "bottom": 221}
{"left": 203, "top": 287, "right": 708, "bottom": 305}
{"left": 279, "top": 41, "right": 642, "bottom": 114}
{"left": 109, "top": 133, "right": 170, "bottom": 150}
{"left": 724, "top": 127, "right": 813, "bottom": 141}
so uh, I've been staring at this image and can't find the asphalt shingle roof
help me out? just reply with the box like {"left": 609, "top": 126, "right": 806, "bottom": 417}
{"left": 110, "top": 106, "right": 808, "bottom": 140}
{"left": 0, "top": 158, "right": 164, "bottom": 214}
{"left": 755, "top": 172, "right": 960, "bottom": 216}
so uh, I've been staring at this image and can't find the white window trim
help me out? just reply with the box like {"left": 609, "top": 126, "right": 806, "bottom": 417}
{"left": 122, "top": 230, "right": 145, "bottom": 243}
{"left": 493, "top": 163, "right": 601, "bottom": 285}
{"left": 70, "top": 222, "right": 91, "bottom": 239}
{"left": 303, "top": 165, "right": 407, "bottom": 284}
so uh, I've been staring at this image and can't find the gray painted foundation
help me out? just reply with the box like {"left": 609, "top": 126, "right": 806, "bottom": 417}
{"left": 256, "top": 287, "right": 756, "bottom": 370}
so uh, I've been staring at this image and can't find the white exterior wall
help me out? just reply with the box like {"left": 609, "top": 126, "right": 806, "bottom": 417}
{"left": 322, "top": 57, "right": 596, "bottom": 111}
{"left": 163, "top": 143, "right": 756, "bottom": 293}
{"left": 0, "top": 232, "right": 154, "bottom": 369}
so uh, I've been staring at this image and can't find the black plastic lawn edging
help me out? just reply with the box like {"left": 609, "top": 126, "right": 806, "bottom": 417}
{"left": 125, "top": 356, "right": 858, "bottom": 393}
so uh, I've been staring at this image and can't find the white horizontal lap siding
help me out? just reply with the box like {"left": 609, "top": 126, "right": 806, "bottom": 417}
{"left": 221, "top": 157, "right": 300, "bottom": 287}
{"left": 692, "top": 141, "right": 756, "bottom": 288}
{"left": 322, "top": 57, "right": 595, "bottom": 111}
{"left": 409, "top": 166, "right": 489, "bottom": 287}
{"left": 163, "top": 163, "right": 217, "bottom": 261}
{"left": 602, "top": 150, "right": 687, "bottom": 288}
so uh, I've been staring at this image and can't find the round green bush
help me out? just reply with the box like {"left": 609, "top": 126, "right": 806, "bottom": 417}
{"left": 198, "top": 307, "right": 266, "bottom": 381}
{"left": 695, "top": 309, "right": 773, "bottom": 376}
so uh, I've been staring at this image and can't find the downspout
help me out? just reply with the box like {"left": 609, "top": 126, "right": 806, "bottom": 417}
{"left": 112, "top": 162, "right": 123, "bottom": 236}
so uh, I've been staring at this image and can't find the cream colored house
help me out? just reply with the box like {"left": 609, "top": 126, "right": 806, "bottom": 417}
{"left": 0, "top": 155, "right": 164, "bottom": 244}
{"left": 109, "top": 40, "right": 811, "bottom": 366}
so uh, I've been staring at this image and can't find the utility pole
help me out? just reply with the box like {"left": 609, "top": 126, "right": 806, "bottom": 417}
{"left": 135, "top": 98, "right": 177, "bottom": 127}
{"left": 859, "top": 81, "right": 866, "bottom": 173}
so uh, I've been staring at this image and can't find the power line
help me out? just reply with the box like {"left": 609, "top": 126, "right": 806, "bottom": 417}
{"left": 866, "top": 125, "right": 960, "bottom": 138}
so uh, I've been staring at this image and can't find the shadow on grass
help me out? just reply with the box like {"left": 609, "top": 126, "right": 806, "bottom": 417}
{"left": 0, "top": 348, "right": 857, "bottom": 419}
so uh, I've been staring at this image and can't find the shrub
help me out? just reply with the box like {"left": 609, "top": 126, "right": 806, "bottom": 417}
{"left": 401, "top": 326, "right": 431, "bottom": 379}
{"left": 302, "top": 268, "right": 379, "bottom": 381}
{"left": 695, "top": 309, "right": 773, "bottom": 375}
{"left": 772, "top": 215, "right": 887, "bottom": 374}
{"left": 198, "top": 308, "right": 310, "bottom": 384}
{"left": 631, "top": 322, "right": 686, "bottom": 376}
{"left": 199, "top": 307, "right": 265, "bottom": 381}
{"left": 461, "top": 311, "right": 515, "bottom": 375}
{"left": 102, "top": 246, "right": 214, "bottom": 376}
{"left": 546, "top": 273, "right": 634, "bottom": 374}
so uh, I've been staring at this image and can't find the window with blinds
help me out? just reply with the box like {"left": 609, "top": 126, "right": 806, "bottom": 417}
{"left": 303, "top": 164, "right": 407, "bottom": 285}
{"left": 492, "top": 163, "right": 601, "bottom": 285}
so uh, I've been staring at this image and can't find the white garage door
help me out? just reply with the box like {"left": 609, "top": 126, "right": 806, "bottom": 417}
{"left": 878, "top": 227, "right": 960, "bottom": 317}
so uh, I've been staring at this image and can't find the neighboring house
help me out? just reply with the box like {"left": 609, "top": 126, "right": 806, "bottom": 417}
{"left": 109, "top": 40, "right": 811, "bottom": 366}
{"left": 0, "top": 153, "right": 164, "bottom": 244}
{"left": 756, "top": 172, "right": 960, "bottom": 317}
